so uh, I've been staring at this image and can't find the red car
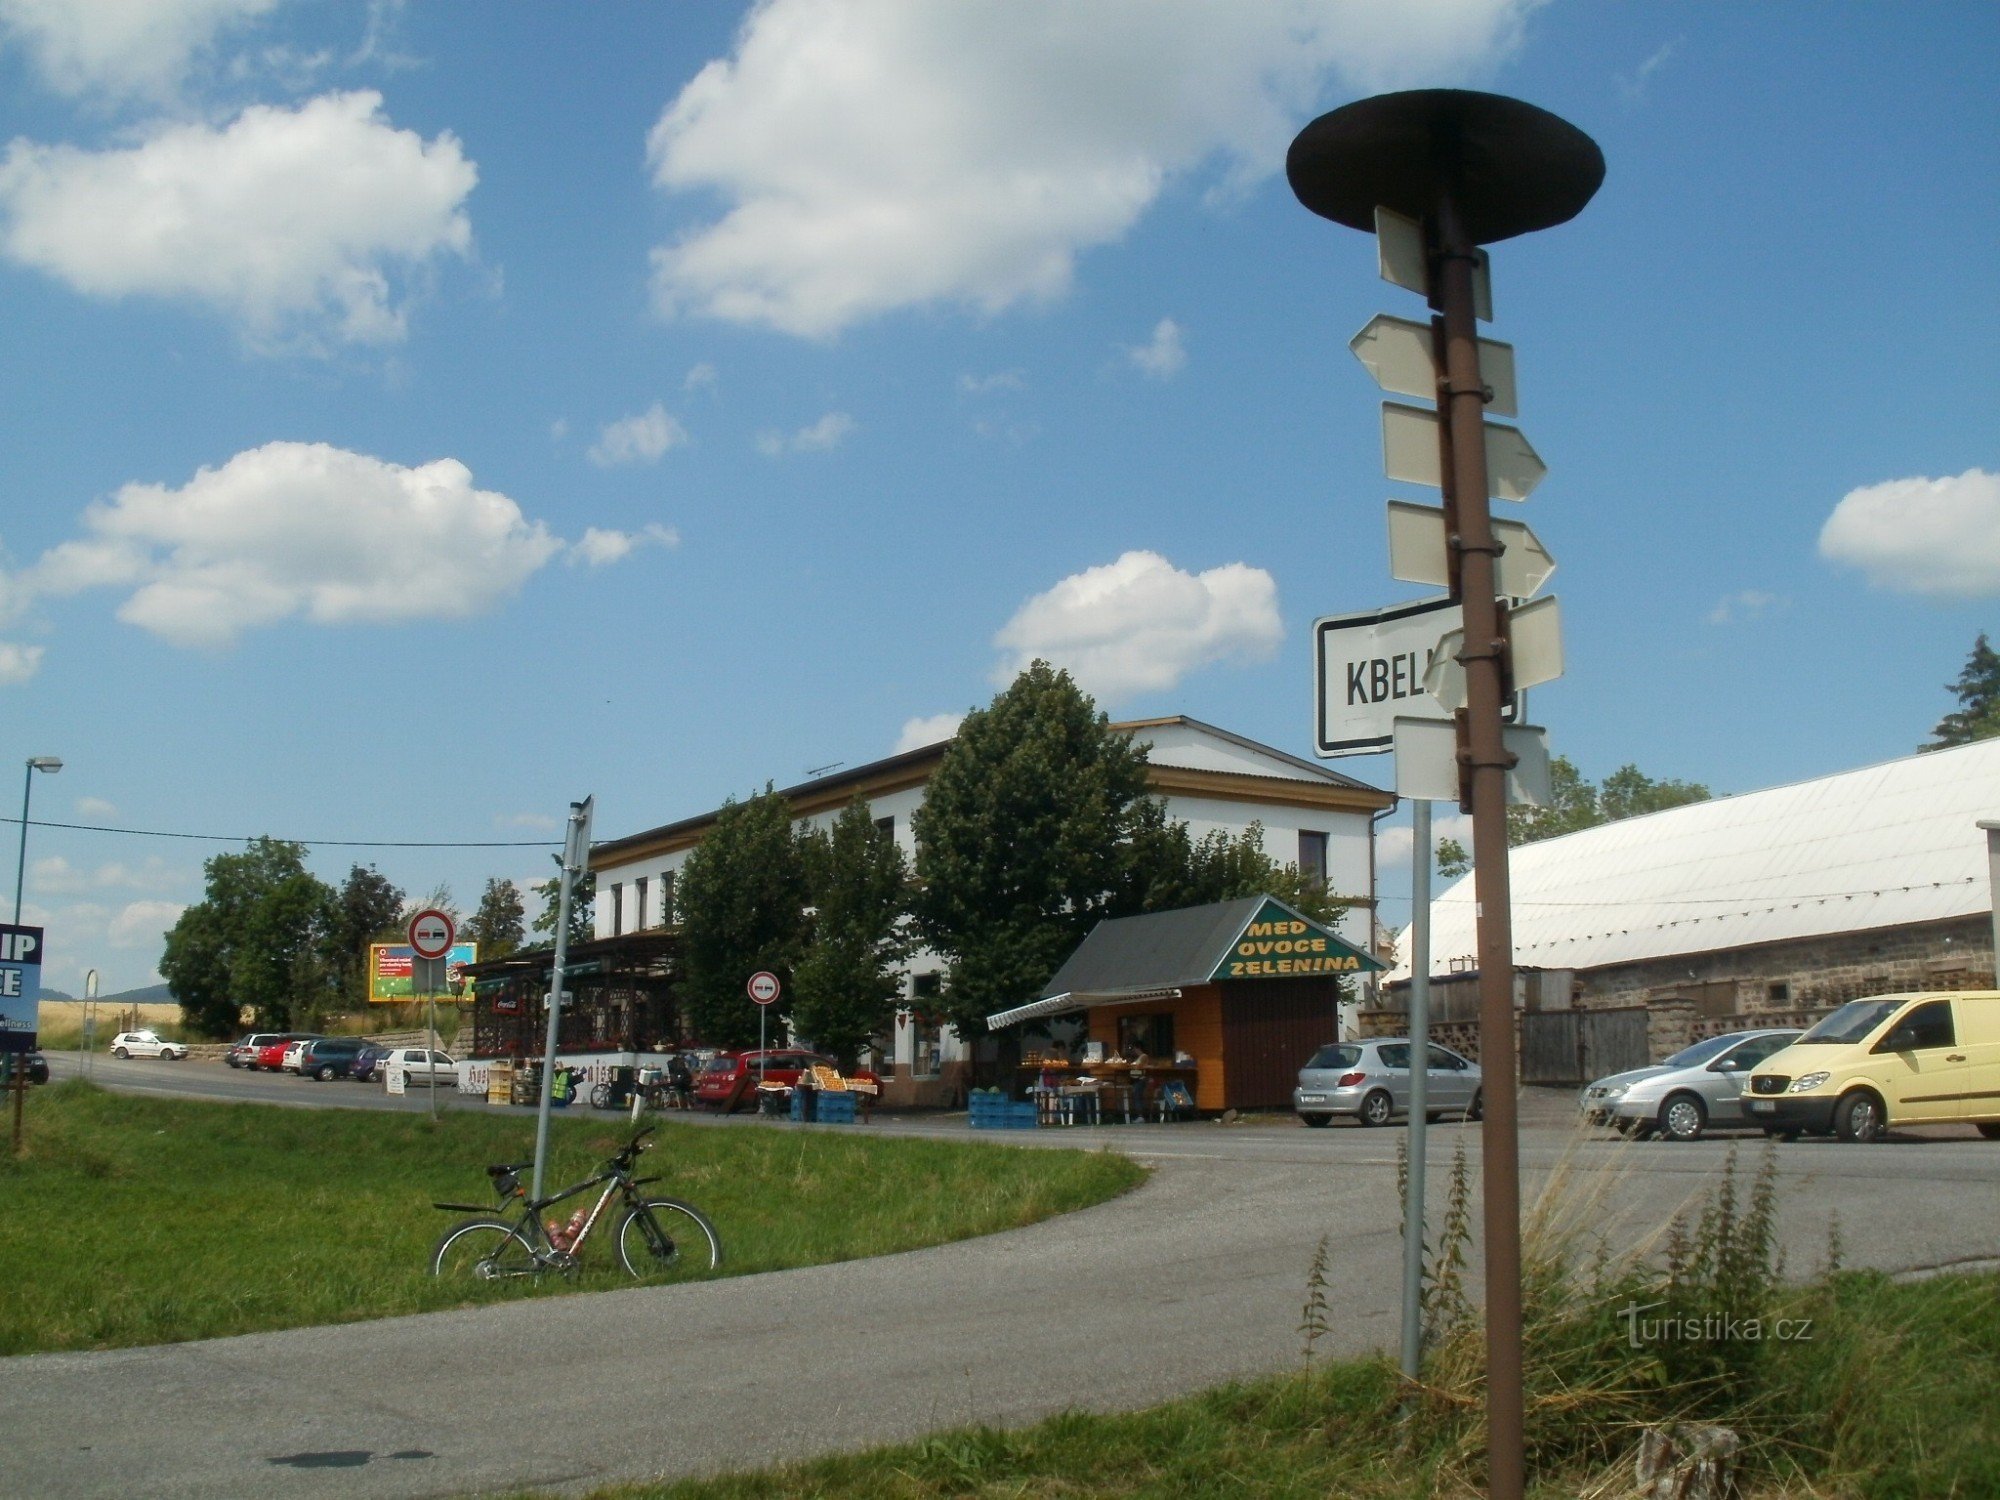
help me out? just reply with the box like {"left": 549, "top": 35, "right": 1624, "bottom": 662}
{"left": 250, "top": 1034, "right": 319, "bottom": 1071}
{"left": 695, "top": 1049, "right": 835, "bottom": 1112}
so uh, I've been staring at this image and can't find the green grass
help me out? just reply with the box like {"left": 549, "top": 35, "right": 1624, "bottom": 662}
{"left": 0, "top": 1081, "right": 1142, "bottom": 1355}
{"left": 583, "top": 1269, "right": 2000, "bottom": 1499}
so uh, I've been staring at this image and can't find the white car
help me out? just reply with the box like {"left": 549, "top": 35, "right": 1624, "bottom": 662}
{"left": 379, "top": 1047, "right": 459, "bottom": 1087}
{"left": 109, "top": 1030, "right": 187, "bottom": 1060}
{"left": 280, "top": 1040, "right": 315, "bottom": 1073}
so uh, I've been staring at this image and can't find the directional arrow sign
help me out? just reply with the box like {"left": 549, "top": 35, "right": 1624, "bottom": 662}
{"left": 1422, "top": 596, "right": 1564, "bottom": 712}
{"left": 1375, "top": 207, "right": 1491, "bottom": 320}
{"left": 1381, "top": 402, "right": 1546, "bottom": 501}
{"left": 1314, "top": 596, "right": 1520, "bottom": 757}
{"left": 1386, "top": 500, "right": 1557, "bottom": 598}
{"left": 1349, "top": 315, "right": 1518, "bottom": 417}
{"left": 1392, "top": 718, "right": 1553, "bottom": 807}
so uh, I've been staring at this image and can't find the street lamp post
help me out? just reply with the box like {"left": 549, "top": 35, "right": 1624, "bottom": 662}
{"left": 13, "top": 757, "right": 61, "bottom": 926}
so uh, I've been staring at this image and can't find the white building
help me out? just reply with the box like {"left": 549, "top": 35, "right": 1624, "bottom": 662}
{"left": 591, "top": 716, "right": 1394, "bottom": 1102}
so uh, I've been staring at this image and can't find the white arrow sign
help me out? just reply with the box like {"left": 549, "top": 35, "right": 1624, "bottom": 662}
{"left": 1314, "top": 597, "right": 1521, "bottom": 757}
{"left": 1422, "top": 596, "right": 1564, "bottom": 713}
{"left": 1385, "top": 501, "right": 1557, "bottom": 598}
{"left": 1375, "top": 206, "right": 1490, "bottom": 321}
{"left": 1392, "top": 717, "right": 1553, "bottom": 807}
{"left": 1349, "top": 315, "right": 1518, "bottom": 417}
{"left": 1381, "top": 402, "right": 1546, "bottom": 502}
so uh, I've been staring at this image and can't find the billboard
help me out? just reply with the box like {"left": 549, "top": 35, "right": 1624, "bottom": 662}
{"left": 368, "top": 942, "right": 477, "bottom": 1003}
{"left": 1, "top": 924, "right": 44, "bottom": 1053}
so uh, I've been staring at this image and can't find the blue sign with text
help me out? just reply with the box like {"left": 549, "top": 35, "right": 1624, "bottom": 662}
{"left": 1, "top": 924, "right": 44, "bottom": 1053}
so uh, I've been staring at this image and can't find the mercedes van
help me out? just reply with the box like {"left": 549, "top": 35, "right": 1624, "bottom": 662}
{"left": 1745, "top": 990, "right": 2000, "bottom": 1142}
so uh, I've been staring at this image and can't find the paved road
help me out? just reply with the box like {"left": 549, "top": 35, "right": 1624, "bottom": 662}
{"left": 7, "top": 1059, "right": 1998, "bottom": 1498}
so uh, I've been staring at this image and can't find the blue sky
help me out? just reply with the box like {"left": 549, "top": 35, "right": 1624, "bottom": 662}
{"left": 1, "top": 1, "right": 1995, "bottom": 998}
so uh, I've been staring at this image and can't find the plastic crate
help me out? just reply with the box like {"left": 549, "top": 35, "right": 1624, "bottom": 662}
{"left": 789, "top": 1090, "right": 858, "bottom": 1124}
{"left": 968, "top": 1094, "right": 1038, "bottom": 1130}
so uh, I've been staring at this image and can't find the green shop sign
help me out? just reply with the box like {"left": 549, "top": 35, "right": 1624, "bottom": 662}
{"left": 1210, "top": 899, "right": 1384, "bottom": 982}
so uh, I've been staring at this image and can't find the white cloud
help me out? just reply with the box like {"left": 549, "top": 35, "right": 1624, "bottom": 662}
{"left": 1705, "top": 589, "right": 1783, "bottom": 626}
{"left": 993, "top": 550, "right": 1282, "bottom": 701}
{"left": 76, "top": 796, "right": 117, "bottom": 818}
{"left": 498, "top": 811, "right": 560, "bottom": 832}
{"left": 646, "top": 0, "right": 1534, "bottom": 337}
{"left": 0, "top": 641, "right": 42, "bottom": 684}
{"left": 683, "top": 362, "right": 718, "bottom": 392}
{"left": 1125, "top": 317, "right": 1186, "bottom": 379}
{"left": 757, "top": 412, "right": 855, "bottom": 457}
{"left": 109, "top": 899, "right": 186, "bottom": 949}
{"left": 959, "top": 370, "right": 1025, "bottom": 395}
{"left": 0, "top": 90, "right": 476, "bottom": 350}
{"left": 568, "top": 524, "right": 679, "bottom": 568}
{"left": 588, "top": 403, "right": 689, "bottom": 467}
{"left": 894, "top": 713, "right": 964, "bottom": 754}
{"left": 31, "top": 854, "right": 183, "bottom": 897}
{"left": 1616, "top": 37, "right": 1681, "bottom": 104}
{"left": 0, "top": 0, "right": 279, "bottom": 99}
{"left": 19, "top": 440, "right": 565, "bottom": 648}
{"left": 1818, "top": 468, "right": 2000, "bottom": 598}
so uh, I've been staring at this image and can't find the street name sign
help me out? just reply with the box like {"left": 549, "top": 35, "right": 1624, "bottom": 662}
{"left": 1381, "top": 402, "right": 1546, "bottom": 501}
{"left": 1350, "top": 314, "right": 1518, "bottom": 417}
{"left": 1386, "top": 501, "right": 1556, "bottom": 598}
{"left": 1314, "top": 596, "right": 1519, "bottom": 757}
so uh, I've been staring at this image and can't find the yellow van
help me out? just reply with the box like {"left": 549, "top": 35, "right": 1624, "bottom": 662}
{"left": 1745, "top": 990, "right": 2000, "bottom": 1142}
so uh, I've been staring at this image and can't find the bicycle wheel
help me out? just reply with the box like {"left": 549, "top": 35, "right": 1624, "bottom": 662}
{"left": 430, "top": 1219, "right": 540, "bottom": 1281}
{"left": 590, "top": 1081, "right": 612, "bottom": 1109}
{"left": 616, "top": 1198, "right": 722, "bottom": 1280}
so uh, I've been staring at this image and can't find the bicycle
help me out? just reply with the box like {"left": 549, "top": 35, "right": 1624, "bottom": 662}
{"left": 428, "top": 1126, "right": 722, "bottom": 1283}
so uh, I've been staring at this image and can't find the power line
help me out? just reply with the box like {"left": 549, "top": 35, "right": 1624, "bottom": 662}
{"left": 0, "top": 815, "right": 559, "bottom": 849}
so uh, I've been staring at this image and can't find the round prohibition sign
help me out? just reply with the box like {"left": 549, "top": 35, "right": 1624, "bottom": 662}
{"left": 408, "top": 908, "right": 456, "bottom": 961}
{"left": 746, "top": 970, "right": 781, "bottom": 1006}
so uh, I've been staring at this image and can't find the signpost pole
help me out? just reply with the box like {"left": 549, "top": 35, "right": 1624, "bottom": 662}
{"left": 1400, "top": 798, "right": 1434, "bottom": 1382}
{"left": 532, "top": 797, "right": 593, "bottom": 1203}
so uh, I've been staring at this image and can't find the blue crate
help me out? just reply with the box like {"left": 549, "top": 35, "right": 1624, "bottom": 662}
{"left": 789, "top": 1090, "right": 858, "bottom": 1124}
{"left": 968, "top": 1094, "right": 1038, "bottom": 1129}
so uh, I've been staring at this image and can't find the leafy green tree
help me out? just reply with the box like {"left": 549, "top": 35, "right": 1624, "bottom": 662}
{"left": 1922, "top": 633, "right": 2000, "bottom": 751}
{"left": 464, "top": 877, "right": 527, "bottom": 961}
{"left": 1598, "top": 764, "right": 1710, "bottom": 823}
{"left": 1120, "top": 807, "right": 1345, "bottom": 925}
{"left": 677, "top": 785, "right": 810, "bottom": 1049}
{"left": 792, "top": 799, "right": 911, "bottom": 1067}
{"left": 1435, "top": 757, "right": 1714, "bottom": 871}
{"left": 1435, "top": 838, "right": 1471, "bottom": 879}
{"left": 530, "top": 867, "right": 595, "bottom": 948}
{"left": 321, "top": 864, "right": 405, "bottom": 1009}
{"left": 161, "top": 837, "right": 336, "bottom": 1035}
{"left": 912, "top": 661, "right": 1151, "bottom": 1038}
{"left": 1506, "top": 755, "right": 1601, "bottom": 845}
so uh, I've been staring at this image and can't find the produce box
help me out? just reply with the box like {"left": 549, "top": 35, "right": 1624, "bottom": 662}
{"left": 968, "top": 1092, "right": 1037, "bottom": 1130}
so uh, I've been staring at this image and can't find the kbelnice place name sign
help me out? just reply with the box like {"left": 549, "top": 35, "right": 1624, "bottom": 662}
{"left": 1210, "top": 900, "right": 1384, "bottom": 981}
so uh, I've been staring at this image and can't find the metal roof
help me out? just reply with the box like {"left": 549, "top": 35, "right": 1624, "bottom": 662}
{"left": 1389, "top": 739, "right": 2000, "bottom": 981}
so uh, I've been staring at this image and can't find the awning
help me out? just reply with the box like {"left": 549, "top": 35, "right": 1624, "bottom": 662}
{"left": 986, "top": 987, "right": 1183, "bottom": 1030}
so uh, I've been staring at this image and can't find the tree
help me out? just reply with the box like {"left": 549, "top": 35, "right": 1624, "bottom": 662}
{"left": 1439, "top": 757, "right": 1713, "bottom": 873}
{"left": 322, "top": 864, "right": 405, "bottom": 1009}
{"left": 1120, "top": 807, "right": 1345, "bottom": 925}
{"left": 160, "top": 837, "right": 336, "bottom": 1035}
{"left": 792, "top": 799, "right": 911, "bottom": 1066}
{"left": 530, "top": 867, "right": 595, "bottom": 948}
{"left": 677, "top": 785, "right": 810, "bottom": 1049}
{"left": 1435, "top": 838, "right": 1471, "bottom": 879}
{"left": 912, "top": 661, "right": 1152, "bottom": 1038}
{"left": 1922, "top": 633, "right": 2000, "bottom": 751}
{"left": 464, "top": 878, "right": 527, "bottom": 961}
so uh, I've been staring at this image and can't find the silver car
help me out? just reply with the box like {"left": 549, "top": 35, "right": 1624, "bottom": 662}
{"left": 1579, "top": 1028, "right": 1801, "bottom": 1142}
{"left": 1293, "top": 1038, "right": 1483, "bottom": 1128}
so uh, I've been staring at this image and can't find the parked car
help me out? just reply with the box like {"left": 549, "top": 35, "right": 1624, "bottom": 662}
{"left": 376, "top": 1047, "right": 459, "bottom": 1087}
{"left": 108, "top": 1030, "right": 187, "bottom": 1060}
{"left": 1, "top": 1051, "right": 50, "bottom": 1085}
{"left": 297, "top": 1038, "right": 369, "bottom": 1081}
{"left": 695, "top": 1049, "right": 837, "bottom": 1112}
{"left": 1292, "top": 1038, "right": 1483, "bottom": 1128}
{"left": 1747, "top": 990, "right": 2000, "bottom": 1143}
{"left": 350, "top": 1043, "right": 391, "bottom": 1082}
{"left": 247, "top": 1033, "right": 317, "bottom": 1071}
{"left": 1579, "top": 1028, "right": 1801, "bottom": 1142}
{"left": 228, "top": 1033, "right": 284, "bottom": 1068}
{"left": 279, "top": 1039, "right": 316, "bottom": 1073}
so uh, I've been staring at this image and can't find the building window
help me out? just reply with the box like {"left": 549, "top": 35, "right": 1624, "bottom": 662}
{"left": 874, "top": 815, "right": 895, "bottom": 839}
{"left": 1299, "top": 830, "right": 1329, "bottom": 886}
{"left": 609, "top": 882, "right": 623, "bottom": 937}
{"left": 1766, "top": 981, "right": 1790, "bottom": 1005}
{"left": 1117, "top": 1013, "right": 1175, "bottom": 1061}
{"left": 660, "top": 870, "right": 675, "bottom": 925}
{"left": 910, "top": 972, "right": 943, "bottom": 1077}
{"left": 634, "top": 876, "right": 649, "bottom": 930}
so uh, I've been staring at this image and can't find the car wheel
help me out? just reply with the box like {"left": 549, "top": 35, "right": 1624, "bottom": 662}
{"left": 1834, "top": 1090, "right": 1887, "bottom": 1144}
{"left": 1976, "top": 1123, "right": 2000, "bottom": 1141}
{"left": 112, "top": 1046, "right": 128, "bottom": 1059}
{"left": 1359, "top": 1090, "right": 1394, "bottom": 1127}
{"left": 1659, "top": 1093, "right": 1707, "bottom": 1142}
{"left": 316, "top": 1065, "right": 335, "bottom": 1081}
{"left": 1298, "top": 1113, "right": 1332, "bottom": 1129}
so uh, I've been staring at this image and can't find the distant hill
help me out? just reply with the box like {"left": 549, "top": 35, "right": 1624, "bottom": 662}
{"left": 39, "top": 989, "right": 74, "bottom": 1002}
{"left": 38, "top": 983, "right": 172, "bottom": 1005}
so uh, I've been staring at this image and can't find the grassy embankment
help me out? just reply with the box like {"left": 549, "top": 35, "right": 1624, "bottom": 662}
{"left": 0, "top": 1081, "right": 1142, "bottom": 1355}
{"left": 591, "top": 1146, "right": 2000, "bottom": 1499}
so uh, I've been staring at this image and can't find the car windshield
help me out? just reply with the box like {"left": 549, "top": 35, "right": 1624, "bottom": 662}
{"left": 702, "top": 1057, "right": 735, "bottom": 1074}
{"left": 1797, "top": 999, "right": 1903, "bottom": 1044}
{"left": 1661, "top": 1035, "right": 1737, "bottom": 1069}
{"left": 1306, "top": 1044, "right": 1361, "bottom": 1070}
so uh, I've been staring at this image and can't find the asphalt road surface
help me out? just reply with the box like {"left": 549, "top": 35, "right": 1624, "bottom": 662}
{"left": 6, "top": 1057, "right": 1998, "bottom": 1499}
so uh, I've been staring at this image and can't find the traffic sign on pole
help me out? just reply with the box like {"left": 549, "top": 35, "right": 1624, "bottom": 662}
{"left": 1375, "top": 207, "right": 1491, "bottom": 320}
{"left": 747, "top": 971, "right": 781, "bottom": 1006}
{"left": 1421, "top": 596, "right": 1563, "bottom": 713}
{"left": 408, "top": 908, "right": 455, "bottom": 961}
{"left": 1313, "top": 597, "right": 1521, "bottom": 757}
{"left": 1386, "top": 501, "right": 1556, "bottom": 599}
{"left": 1350, "top": 314, "right": 1517, "bottom": 416}
{"left": 1382, "top": 402, "right": 1546, "bottom": 501}
{"left": 1392, "top": 717, "right": 1552, "bottom": 808}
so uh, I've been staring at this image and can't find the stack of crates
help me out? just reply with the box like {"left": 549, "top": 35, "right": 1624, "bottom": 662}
{"left": 790, "top": 1089, "right": 858, "bottom": 1124}
{"left": 968, "top": 1089, "right": 1038, "bottom": 1129}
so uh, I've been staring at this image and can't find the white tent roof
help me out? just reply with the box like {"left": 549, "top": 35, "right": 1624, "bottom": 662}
{"left": 1389, "top": 739, "right": 2000, "bottom": 981}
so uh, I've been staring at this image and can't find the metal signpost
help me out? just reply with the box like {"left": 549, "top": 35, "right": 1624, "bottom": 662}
{"left": 531, "top": 796, "right": 593, "bottom": 1203}
{"left": 408, "top": 907, "right": 455, "bottom": 1121}
{"left": 1290, "top": 89, "right": 1602, "bottom": 1500}
{"left": 748, "top": 970, "right": 780, "bottom": 1086}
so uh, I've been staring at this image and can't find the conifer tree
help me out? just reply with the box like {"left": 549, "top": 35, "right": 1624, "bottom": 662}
{"left": 1922, "top": 633, "right": 2000, "bottom": 751}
